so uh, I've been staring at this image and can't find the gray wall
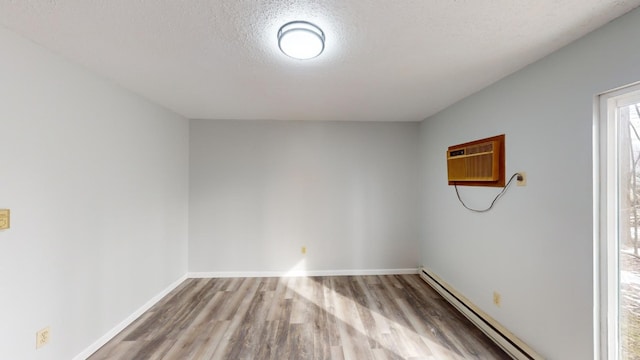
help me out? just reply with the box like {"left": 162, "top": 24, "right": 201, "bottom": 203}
{"left": 419, "top": 7, "right": 640, "bottom": 360}
{"left": 0, "top": 27, "right": 189, "bottom": 359}
{"left": 189, "top": 120, "right": 420, "bottom": 274}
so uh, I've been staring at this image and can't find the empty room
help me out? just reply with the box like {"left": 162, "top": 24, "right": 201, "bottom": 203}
{"left": 2, "top": 1, "right": 640, "bottom": 359}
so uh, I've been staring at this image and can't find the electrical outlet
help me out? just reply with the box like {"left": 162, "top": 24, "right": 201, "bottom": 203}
{"left": 36, "top": 327, "right": 50, "bottom": 349}
{"left": 0, "top": 209, "right": 9, "bottom": 230}
{"left": 517, "top": 172, "right": 527, "bottom": 186}
{"left": 493, "top": 291, "right": 501, "bottom": 307}
{"left": 301, "top": 246, "right": 306, "bottom": 255}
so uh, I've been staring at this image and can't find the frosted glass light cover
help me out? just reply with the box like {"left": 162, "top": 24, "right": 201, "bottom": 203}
{"left": 278, "top": 21, "right": 325, "bottom": 60}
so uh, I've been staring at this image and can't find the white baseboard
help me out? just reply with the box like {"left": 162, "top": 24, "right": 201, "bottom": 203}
{"left": 188, "top": 268, "right": 418, "bottom": 278}
{"left": 73, "top": 274, "right": 188, "bottom": 360}
{"left": 419, "top": 267, "right": 542, "bottom": 360}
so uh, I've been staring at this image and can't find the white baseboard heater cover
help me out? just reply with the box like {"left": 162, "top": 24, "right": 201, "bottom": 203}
{"left": 420, "top": 268, "right": 543, "bottom": 360}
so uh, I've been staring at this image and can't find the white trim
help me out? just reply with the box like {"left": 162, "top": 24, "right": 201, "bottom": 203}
{"left": 73, "top": 274, "right": 188, "bottom": 360}
{"left": 188, "top": 268, "right": 418, "bottom": 278}
{"left": 419, "top": 267, "right": 542, "bottom": 360}
{"left": 596, "top": 82, "right": 640, "bottom": 360}
{"left": 593, "top": 92, "right": 602, "bottom": 360}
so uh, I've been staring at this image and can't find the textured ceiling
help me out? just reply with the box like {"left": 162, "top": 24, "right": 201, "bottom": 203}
{"left": 1, "top": 1, "right": 639, "bottom": 121}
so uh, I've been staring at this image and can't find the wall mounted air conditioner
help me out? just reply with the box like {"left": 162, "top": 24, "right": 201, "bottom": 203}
{"left": 447, "top": 134, "right": 505, "bottom": 187}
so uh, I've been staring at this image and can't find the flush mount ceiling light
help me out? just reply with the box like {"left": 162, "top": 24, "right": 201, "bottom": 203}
{"left": 278, "top": 21, "right": 325, "bottom": 60}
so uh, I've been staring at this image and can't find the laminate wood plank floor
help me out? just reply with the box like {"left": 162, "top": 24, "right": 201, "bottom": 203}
{"left": 88, "top": 275, "right": 510, "bottom": 360}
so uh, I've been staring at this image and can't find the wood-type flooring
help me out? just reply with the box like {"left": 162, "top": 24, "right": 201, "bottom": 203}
{"left": 89, "top": 275, "right": 510, "bottom": 359}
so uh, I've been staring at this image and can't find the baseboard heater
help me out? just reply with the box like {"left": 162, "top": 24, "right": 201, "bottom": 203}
{"left": 419, "top": 268, "right": 543, "bottom": 360}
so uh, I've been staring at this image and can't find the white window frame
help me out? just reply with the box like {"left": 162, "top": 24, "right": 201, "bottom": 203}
{"left": 596, "top": 82, "right": 640, "bottom": 360}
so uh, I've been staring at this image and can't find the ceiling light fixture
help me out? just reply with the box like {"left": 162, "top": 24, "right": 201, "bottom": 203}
{"left": 277, "top": 21, "right": 325, "bottom": 60}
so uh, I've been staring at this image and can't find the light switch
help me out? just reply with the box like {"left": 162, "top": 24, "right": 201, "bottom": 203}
{"left": 0, "top": 209, "right": 10, "bottom": 230}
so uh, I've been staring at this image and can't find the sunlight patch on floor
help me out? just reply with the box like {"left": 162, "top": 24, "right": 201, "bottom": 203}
{"left": 286, "top": 276, "right": 457, "bottom": 359}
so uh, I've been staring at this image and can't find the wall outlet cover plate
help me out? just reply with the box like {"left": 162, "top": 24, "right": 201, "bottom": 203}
{"left": 0, "top": 209, "right": 9, "bottom": 230}
{"left": 36, "top": 327, "right": 50, "bottom": 349}
{"left": 517, "top": 172, "right": 527, "bottom": 186}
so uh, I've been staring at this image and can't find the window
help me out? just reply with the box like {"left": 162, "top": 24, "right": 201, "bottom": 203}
{"left": 597, "top": 82, "right": 640, "bottom": 359}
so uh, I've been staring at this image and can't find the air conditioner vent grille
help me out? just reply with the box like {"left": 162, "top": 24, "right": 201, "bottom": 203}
{"left": 469, "top": 143, "right": 493, "bottom": 154}
{"left": 446, "top": 135, "right": 505, "bottom": 186}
